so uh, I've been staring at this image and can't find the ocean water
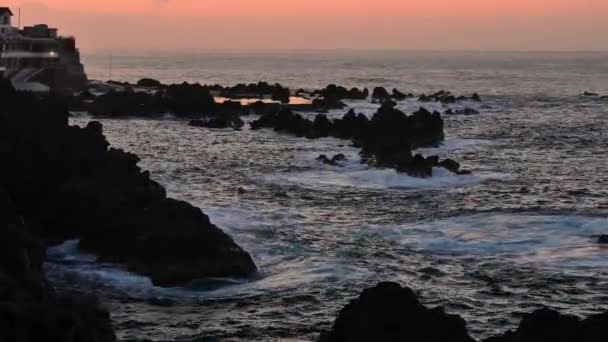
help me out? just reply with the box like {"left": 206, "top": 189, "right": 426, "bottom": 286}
{"left": 49, "top": 51, "right": 608, "bottom": 341}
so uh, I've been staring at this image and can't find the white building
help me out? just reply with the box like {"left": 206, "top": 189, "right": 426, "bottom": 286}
{"left": 0, "top": 7, "right": 87, "bottom": 93}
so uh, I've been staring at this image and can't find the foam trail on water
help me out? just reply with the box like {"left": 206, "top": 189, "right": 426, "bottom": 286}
{"left": 374, "top": 214, "right": 608, "bottom": 272}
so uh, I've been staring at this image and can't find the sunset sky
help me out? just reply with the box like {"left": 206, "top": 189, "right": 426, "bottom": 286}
{"left": 3, "top": 0, "right": 607, "bottom": 51}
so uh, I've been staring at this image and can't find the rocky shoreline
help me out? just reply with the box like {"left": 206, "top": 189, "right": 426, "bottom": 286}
{"left": 320, "top": 282, "right": 608, "bottom": 342}
{"left": 69, "top": 78, "right": 483, "bottom": 178}
{"left": 2, "top": 79, "right": 606, "bottom": 341}
{"left": 250, "top": 103, "right": 470, "bottom": 177}
{"left": 0, "top": 79, "right": 255, "bottom": 340}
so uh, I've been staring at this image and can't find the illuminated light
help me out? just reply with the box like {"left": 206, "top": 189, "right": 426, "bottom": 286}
{"left": 49, "top": 51, "right": 57, "bottom": 57}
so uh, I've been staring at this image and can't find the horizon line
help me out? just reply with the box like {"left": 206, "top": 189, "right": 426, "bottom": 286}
{"left": 81, "top": 48, "right": 608, "bottom": 55}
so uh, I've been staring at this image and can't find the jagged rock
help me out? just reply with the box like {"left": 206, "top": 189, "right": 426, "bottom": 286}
{"left": 251, "top": 102, "right": 458, "bottom": 178}
{"left": 323, "top": 283, "right": 608, "bottom": 342}
{"left": 317, "top": 153, "right": 348, "bottom": 166}
{"left": 392, "top": 88, "right": 412, "bottom": 101}
{"left": 320, "top": 282, "right": 475, "bottom": 342}
{"left": 482, "top": 308, "right": 608, "bottom": 342}
{"left": 1, "top": 185, "right": 116, "bottom": 342}
{"left": 218, "top": 82, "right": 291, "bottom": 103}
{"left": 438, "top": 158, "right": 461, "bottom": 173}
{"left": 0, "top": 79, "right": 256, "bottom": 287}
{"left": 372, "top": 87, "right": 391, "bottom": 101}
{"left": 136, "top": 78, "right": 162, "bottom": 88}
{"left": 313, "top": 84, "right": 369, "bottom": 101}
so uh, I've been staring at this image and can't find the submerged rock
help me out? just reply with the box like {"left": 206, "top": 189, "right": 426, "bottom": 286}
{"left": 320, "top": 282, "right": 475, "bottom": 342}
{"left": 189, "top": 113, "right": 245, "bottom": 130}
{"left": 445, "top": 108, "right": 481, "bottom": 115}
{"left": 317, "top": 153, "right": 348, "bottom": 166}
{"left": 419, "top": 91, "right": 481, "bottom": 104}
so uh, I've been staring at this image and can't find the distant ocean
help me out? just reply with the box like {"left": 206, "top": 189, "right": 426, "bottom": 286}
{"left": 58, "top": 50, "right": 608, "bottom": 341}
{"left": 82, "top": 50, "right": 608, "bottom": 95}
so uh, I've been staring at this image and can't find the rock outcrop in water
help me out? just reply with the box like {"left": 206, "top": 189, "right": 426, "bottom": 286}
{"left": 0, "top": 188, "right": 116, "bottom": 342}
{"left": 84, "top": 82, "right": 217, "bottom": 117}
{"left": 445, "top": 108, "right": 481, "bottom": 115}
{"left": 0, "top": 80, "right": 256, "bottom": 288}
{"left": 251, "top": 101, "right": 469, "bottom": 177}
{"left": 189, "top": 112, "right": 245, "bottom": 130}
{"left": 313, "top": 84, "right": 369, "bottom": 101}
{"left": 418, "top": 90, "right": 482, "bottom": 104}
{"left": 211, "top": 82, "right": 291, "bottom": 103}
{"left": 482, "top": 308, "right": 608, "bottom": 342}
{"left": 317, "top": 153, "right": 348, "bottom": 166}
{"left": 597, "top": 235, "right": 608, "bottom": 244}
{"left": 136, "top": 77, "right": 162, "bottom": 88}
{"left": 320, "top": 282, "right": 475, "bottom": 342}
{"left": 321, "top": 282, "right": 608, "bottom": 342}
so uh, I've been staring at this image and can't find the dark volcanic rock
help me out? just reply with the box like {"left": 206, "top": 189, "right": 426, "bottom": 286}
{"left": 317, "top": 153, "right": 348, "bottom": 166}
{"left": 372, "top": 87, "right": 391, "bottom": 102}
{"left": 251, "top": 102, "right": 458, "bottom": 177}
{"left": 446, "top": 108, "right": 481, "bottom": 115}
{"left": 189, "top": 113, "right": 245, "bottom": 130}
{"left": 598, "top": 235, "right": 608, "bottom": 244}
{"left": 312, "top": 96, "right": 347, "bottom": 110}
{"left": 136, "top": 78, "right": 162, "bottom": 88}
{"left": 313, "top": 84, "right": 369, "bottom": 101}
{"left": 218, "top": 82, "right": 291, "bottom": 103}
{"left": 87, "top": 82, "right": 216, "bottom": 117}
{"left": 391, "top": 88, "right": 412, "bottom": 101}
{"left": 482, "top": 308, "right": 608, "bottom": 342}
{"left": 323, "top": 283, "right": 608, "bottom": 342}
{"left": 0, "top": 186, "right": 116, "bottom": 342}
{"left": 320, "top": 282, "right": 475, "bottom": 342}
{"left": 0, "top": 79, "right": 256, "bottom": 287}
{"left": 419, "top": 91, "right": 481, "bottom": 104}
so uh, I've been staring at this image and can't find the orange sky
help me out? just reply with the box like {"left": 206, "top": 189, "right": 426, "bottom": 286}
{"left": 4, "top": 0, "right": 607, "bottom": 51}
